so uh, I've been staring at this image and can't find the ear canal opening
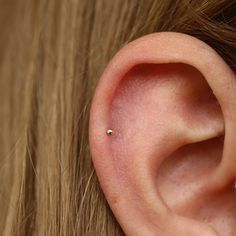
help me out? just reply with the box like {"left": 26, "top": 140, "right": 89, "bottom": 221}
{"left": 157, "top": 136, "right": 236, "bottom": 236}
{"left": 157, "top": 136, "right": 224, "bottom": 211}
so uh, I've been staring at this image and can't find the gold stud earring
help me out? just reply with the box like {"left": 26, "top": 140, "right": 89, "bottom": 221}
{"left": 106, "top": 129, "right": 113, "bottom": 136}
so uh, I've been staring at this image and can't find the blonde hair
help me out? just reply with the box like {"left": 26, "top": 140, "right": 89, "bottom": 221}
{"left": 0, "top": 0, "right": 235, "bottom": 235}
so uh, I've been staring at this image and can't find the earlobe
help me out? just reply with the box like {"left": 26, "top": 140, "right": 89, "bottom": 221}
{"left": 89, "top": 32, "right": 236, "bottom": 236}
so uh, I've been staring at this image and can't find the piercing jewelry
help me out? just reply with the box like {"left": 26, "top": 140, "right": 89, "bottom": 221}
{"left": 106, "top": 129, "right": 113, "bottom": 136}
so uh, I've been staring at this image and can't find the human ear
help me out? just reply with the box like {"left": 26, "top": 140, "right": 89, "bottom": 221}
{"left": 89, "top": 32, "right": 236, "bottom": 236}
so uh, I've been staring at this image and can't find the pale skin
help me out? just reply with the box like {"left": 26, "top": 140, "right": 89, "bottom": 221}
{"left": 89, "top": 32, "right": 236, "bottom": 236}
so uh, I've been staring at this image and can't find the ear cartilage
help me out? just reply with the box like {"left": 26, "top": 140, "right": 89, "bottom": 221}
{"left": 106, "top": 129, "right": 113, "bottom": 136}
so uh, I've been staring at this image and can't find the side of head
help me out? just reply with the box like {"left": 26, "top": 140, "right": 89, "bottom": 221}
{"left": 0, "top": 1, "right": 235, "bottom": 236}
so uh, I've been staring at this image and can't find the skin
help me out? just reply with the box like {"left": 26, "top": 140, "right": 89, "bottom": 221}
{"left": 89, "top": 32, "right": 236, "bottom": 236}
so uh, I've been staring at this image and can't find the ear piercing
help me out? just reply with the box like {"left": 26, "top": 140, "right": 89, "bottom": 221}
{"left": 106, "top": 129, "right": 113, "bottom": 136}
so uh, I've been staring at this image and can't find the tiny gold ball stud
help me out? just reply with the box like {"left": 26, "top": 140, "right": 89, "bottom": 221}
{"left": 106, "top": 129, "right": 113, "bottom": 136}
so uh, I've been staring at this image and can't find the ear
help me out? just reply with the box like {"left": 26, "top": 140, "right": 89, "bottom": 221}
{"left": 89, "top": 32, "right": 236, "bottom": 236}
